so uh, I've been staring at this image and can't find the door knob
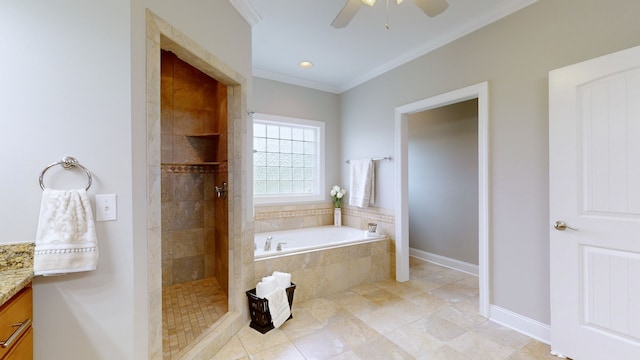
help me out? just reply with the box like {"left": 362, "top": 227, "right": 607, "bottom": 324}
{"left": 554, "top": 221, "right": 578, "bottom": 231}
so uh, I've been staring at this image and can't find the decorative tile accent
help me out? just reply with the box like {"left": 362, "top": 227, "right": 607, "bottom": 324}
{"left": 161, "top": 164, "right": 216, "bottom": 173}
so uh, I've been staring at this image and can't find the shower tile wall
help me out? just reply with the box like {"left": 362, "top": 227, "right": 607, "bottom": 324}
{"left": 161, "top": 166, "right": 214, "bottom": 285}
{"left": 161, "top": 50, "right": 228, "bottom": 287}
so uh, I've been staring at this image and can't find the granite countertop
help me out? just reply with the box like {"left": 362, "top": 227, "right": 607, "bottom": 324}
{"left": 0, "top": 242, "right": 35, "bottom": 307}
{"left": 0, "top": 268, "right": 34, "bottom": 306}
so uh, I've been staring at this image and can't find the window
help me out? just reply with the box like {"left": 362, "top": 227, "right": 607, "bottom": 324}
{"left": 253, "top": 113, "right": 325, "bottom": 204}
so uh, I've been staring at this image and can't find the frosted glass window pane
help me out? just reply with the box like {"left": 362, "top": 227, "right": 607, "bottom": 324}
{"left": 304, "top": 168, "right": 313, "bottom": 180}
{"left": 292, "top": 154, "right": 303, "bottom": 167}
{"left": 266, "top": 181, "right": 279, "bottom": 194}
{"left": 280, "top": 154, "right": 292, "bottom": 167}
{"left": 254, "top": 124, "right": 266, "bottom": 138}
{"left": 253, "top": 117, "right": 322, "bottom": 201}
{"left": 304, "top": 154, "right": 314, "bottom": 167}
{"left": 292, "top": 128, "right": 303, "bottom": 141}
{"left": 292, "top": 167, "right": 303, "bottom": 180}
{"left": 267, "top": 125, "right": 279, "bottom": 138}
{"left": 303, "top": 142, "right": 314, "bottom": 154}
{"left": 280, "top": 127, "right": 292, "bottom": 140}
{"left": 267, "top": 138, "right": 279, "bottom": 152}
{"left": 304, "top": 181, "right": 314, "bottom": 193}
{"left": 254, "top": 138, "right": 266, "bottom": 152}
{"left": 292, "top": 141, "right": 303, "bottom": 154}
{"left": 267, "top": 167, "right": 279, "bottom": 180}
{"left": 280, "top": 167, "right": 292, "bottom": 180}
{"left": 280, "top": 139, "right": 292, "bottom": 153}
{"left": 292, "top": 181, "right": 303, "bottom": 192}
{"left": 254, "top": 152, "right": 266, "bottom": 166}
{"left": 266, "top": 153, "right": 279, "bottom": 166}
{"left": 255, "top": 180, "right": 266, "bottom": 194}
{"left": 280, "top": 181, "right": 291, "bottom": 193}
{"left": 304, "top": 129, "right": 314, "bottom": 142}
{"left": 255, "top": 166, "right": 266, "bottom": 180}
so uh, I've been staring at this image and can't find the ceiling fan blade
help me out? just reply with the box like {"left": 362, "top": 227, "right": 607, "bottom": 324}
{"left": 331, "top": 0, "right": 363, "bottom": 28}
{"left": 412, "top": 0, "right": 449, "bottom": 17}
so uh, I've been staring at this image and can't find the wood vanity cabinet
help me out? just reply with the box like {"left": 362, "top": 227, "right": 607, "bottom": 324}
{"left": 0, "top": 284, "right": 33, "bottom": 359}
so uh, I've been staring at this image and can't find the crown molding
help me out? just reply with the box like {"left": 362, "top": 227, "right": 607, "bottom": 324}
{"left": 228, "top": 0, "right": 261, "bottom": 27}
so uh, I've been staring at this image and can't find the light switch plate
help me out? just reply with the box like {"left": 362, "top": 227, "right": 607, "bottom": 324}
{"left": 95, "top": 194, "right": 117, "bottom": 221}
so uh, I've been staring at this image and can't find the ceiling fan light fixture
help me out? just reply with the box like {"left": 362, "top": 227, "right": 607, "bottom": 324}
{"left": 396, "top": 0, "right": 404, "bottom": 4}
{"left": 361, "top": 0, "right": 376, "bottom": 6}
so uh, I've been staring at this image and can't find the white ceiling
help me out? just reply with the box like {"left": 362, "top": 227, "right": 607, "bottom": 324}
{"left": 231, "top": 0, "right": 536, "bottom": 93}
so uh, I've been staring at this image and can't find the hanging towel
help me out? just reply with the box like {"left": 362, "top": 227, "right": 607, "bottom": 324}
{"left": 265, "top": 287, "right": 290, "bottom": 328}
{"left": 348, "top": 159, "right": 375, "bottom": 208}
{"left": 34, "top": 189, "right": 98, "bottom": 276}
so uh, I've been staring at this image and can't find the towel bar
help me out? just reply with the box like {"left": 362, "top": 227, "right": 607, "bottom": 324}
{"left": 39, "top": 156, "right": 92, "bottom": 191}
{"left": 345, "top": 156, "right": 392, "bottom": 164}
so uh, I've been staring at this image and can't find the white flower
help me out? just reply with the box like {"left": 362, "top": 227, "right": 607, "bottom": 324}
{"left": 330, "top": 185, "right": 345, "bottom": 208}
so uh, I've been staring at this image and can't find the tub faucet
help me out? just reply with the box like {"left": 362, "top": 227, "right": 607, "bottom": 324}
{"left": 264, "top": 236, "right": 273, "bottom": 251}
{"left": 276, "top": 242, "right": 287, "bottom": 251}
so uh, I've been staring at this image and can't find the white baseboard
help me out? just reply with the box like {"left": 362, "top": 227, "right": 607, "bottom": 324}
{"left": 409, "top": 248, "right": 479, "bottom": 276}
{"left": 489, "top": 305, "right": 551, "bottom": 344}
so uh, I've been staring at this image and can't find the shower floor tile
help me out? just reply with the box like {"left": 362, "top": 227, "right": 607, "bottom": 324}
{"left": 162, "top": 277, "right": 227, "bottom": 359}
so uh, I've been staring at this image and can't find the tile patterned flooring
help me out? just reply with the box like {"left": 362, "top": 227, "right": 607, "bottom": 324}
{"left": 213, "top": 257, "right": 556, "bottom": 359}
{"left": 162, "top": 277, "right": 227, "bottom": 359}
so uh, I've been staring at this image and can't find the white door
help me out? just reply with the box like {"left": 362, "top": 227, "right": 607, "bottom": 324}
{"left": 549, "top": 45, "right": 640, "bottom": 359}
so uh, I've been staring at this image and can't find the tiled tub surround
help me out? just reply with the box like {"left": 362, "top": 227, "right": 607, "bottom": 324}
{"left": 254, "top": 203, "right": 395, "bottom": 237}
{"left": 0, "top": 243, "right": 34, "bottom": 306}
{"left": 254, "top": 237, "right": 390, "bottom": 303}
{"left": 254, "top": 203, "right": 397, "bottom": 284}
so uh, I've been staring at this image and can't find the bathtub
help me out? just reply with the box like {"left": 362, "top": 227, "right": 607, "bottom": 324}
{"left": 253, "top": 225, "right": 390, "bottom": 302}
{"left": 254, "top": 225, "right": 385, "bottom": 260}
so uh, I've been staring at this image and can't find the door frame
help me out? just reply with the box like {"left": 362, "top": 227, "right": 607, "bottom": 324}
{"left": 394, "top": 81, "right": 490, "bottom": 317}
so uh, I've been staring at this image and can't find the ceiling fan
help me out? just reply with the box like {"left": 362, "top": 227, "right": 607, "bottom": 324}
{"left": 331, "top": 0, "right": 449, "bottom": 28}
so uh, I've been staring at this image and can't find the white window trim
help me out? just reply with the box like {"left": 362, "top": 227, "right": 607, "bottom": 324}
{"left": 253, "top": 113, "right": 326, "bottom": 205}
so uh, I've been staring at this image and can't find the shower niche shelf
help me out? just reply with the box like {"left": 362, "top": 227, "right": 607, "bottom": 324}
{"left": 185, "top": 133, "right": 221, "bottom": 139}
{"left": 183, "top": 133, "right": 226, "bottom": 165}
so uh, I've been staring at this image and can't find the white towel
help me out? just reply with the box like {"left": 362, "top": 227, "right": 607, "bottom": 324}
{"left": 265, "top": 287, "right": 290, "bottom": 328}
{"left": 34, "top": 189, "right": 98, "bottom": 276}
{"left": 256, "top": 276, "right": 278, "bottom": 298}
{"left": 272, "top": 271, "right": 291, "bottom": 288}
{"left": 348, "top": 159, "right": 375, "bottom": 208}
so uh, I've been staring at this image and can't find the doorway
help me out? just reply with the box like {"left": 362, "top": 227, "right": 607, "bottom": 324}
{"left": 159, "top": 50, "right": 229, "bottom": 358}
{"left": 407, "top": 99, "right": 479, "bottom": 275}
{"left": 394, "top": 82, "right": 489, "bottom": 317}
{"left": 145, "top": 12, "right": 251, "bottom": 359}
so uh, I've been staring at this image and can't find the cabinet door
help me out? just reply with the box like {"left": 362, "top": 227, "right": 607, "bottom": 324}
{"left": 2, "top": 327, "right": 32, "bottom": 360}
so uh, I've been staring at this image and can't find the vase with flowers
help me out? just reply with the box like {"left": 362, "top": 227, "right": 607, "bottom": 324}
{"left": 330, "top": 185, "right": 346, "bottom": 226}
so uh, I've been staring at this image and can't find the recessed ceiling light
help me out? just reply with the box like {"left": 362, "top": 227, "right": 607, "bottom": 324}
{"left": 299, "top": 61, "right": 313, "bottom": 69}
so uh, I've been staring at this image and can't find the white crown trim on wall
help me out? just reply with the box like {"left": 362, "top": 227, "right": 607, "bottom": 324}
{"left": 228, "top": 0, "right": 262, "bottom": 27}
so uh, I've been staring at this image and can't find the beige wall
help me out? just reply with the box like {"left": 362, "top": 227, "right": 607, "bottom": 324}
{"left": 340, "top": 0, "right": 640, "bottom": 324}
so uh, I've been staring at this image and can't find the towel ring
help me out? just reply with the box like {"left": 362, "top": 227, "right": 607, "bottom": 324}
{"left": 39, "top": 156, "right": 92, "bottom": 191}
